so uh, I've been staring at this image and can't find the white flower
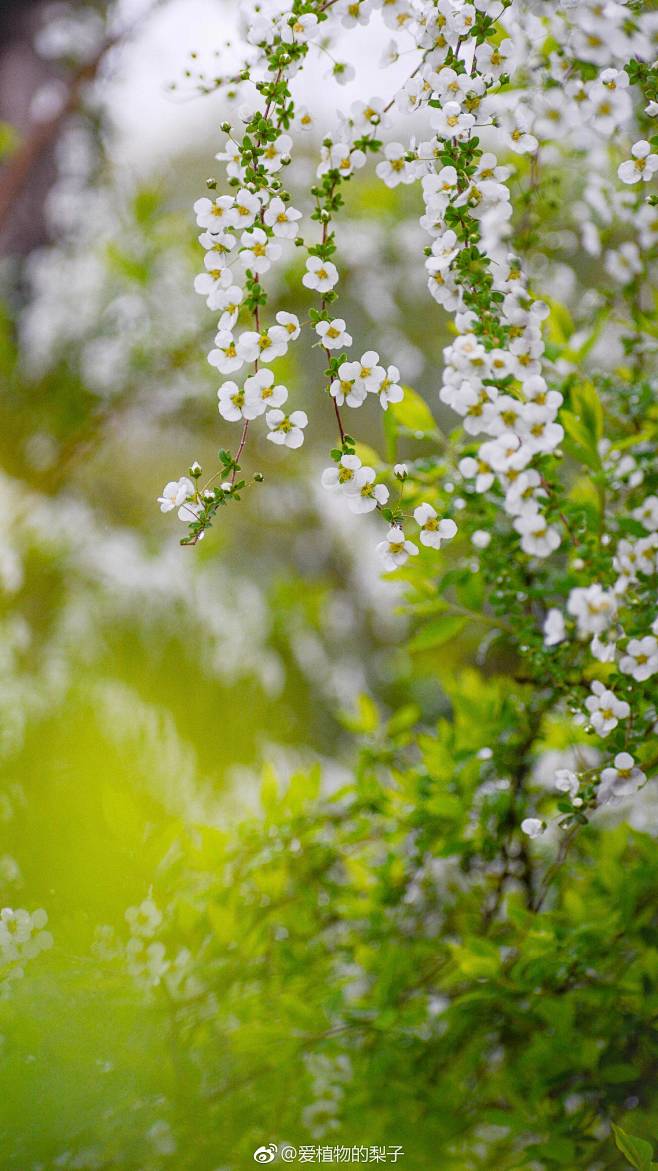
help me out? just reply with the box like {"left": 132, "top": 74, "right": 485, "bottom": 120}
{"left": 321, "top": 454, "right": 362, "bottom": 493}
{"left": 237, "top": 327, "right": 288, "bottom": 364}
{"left": 213, "top": 285, "right": 244, "bottom": 331}
{"left": 303, "top": 256, "right": 339, "bottom": 292}
{"left": 394, "top": 463, "right": 407, "bottom": 479}
{"left": 376, "top": 366, "right": 404, "bottom": 409}
{"left": 555, "top": 769, "right": 579, "bottom": 797}
{"left": 281, "top": 13, "right": 319, "bottom": 44}
{"left": 459, "top": 456, "right": 494, "bottom": 494}
{"left": 380, "top": 0, "right": 414, "bottom": 31}
{"left": 244, "top": 369, "right": 287, "bottom": 416}
{"left": 591, "top": 634, "right": 617, "bottom": 663}
{"left": 266, "top": 409, "right": 308, "bottom": 448}
{"left": 450, "top": 2, "right": 477, "bottom": 35}
{"left": 508, "top": 107, "right": 538, "bottom": 154}
{"left": 618, "top": 140, "right": 658, "bottom": 184}
{"left": 331, "top": 62, "right": 356, "bottom": 86}
{"left": 598, "top": 752, "right": 645, "bottom": 805}
{"left": 198, "top": 229, "right": 237, "bottom": 258}
{"left": 157, "top": 477, "right": 194, "bottom": 513}
{"left": 521, "top": 818, "right": 544, "bottom": 838}
{"left": 232, "top": 188, "right": 261, "bottom": 228}
{"left": 127, "top": 939, "right": 170, "bottom": 988}
{"left": 193, "top": 195, "right": 235, "bottom": 232}
{"left": 245, "top": 13, "right": 276, "bottom": 47}
{"left": 352, "top": 350, "right": 385, "bottom": 395}
{"left": 505, "top": 470, "right": 544, "bottom": 517}
{"left": 480, "top": 432, "right": 532, "bottom": 476}
{"left": 330, "top": 364, "right": 367, "bottom": 408}
{"left": 585, "top": 680, "right": 630, "bottom": 736}
{"left": 240, "top": 228, "right": 281, "bottom": 274}
{"left": 604, "top": 241, "right": 642, "bottom": 285}
{"left": 376, "top": 142, "right": 416, "bottom": 187}
{"left": 208, "top": 331, "right": 243, "bottom": 374}
{"left": 215, "top": 137, "right": 244, "bottom": 180}
{"left": 347, "top": 467, "right": 389, "bottom": 513}
{"left": 543, "top": 608, "right": 566, "bottom": 647}
{"left": 429, "top": 229, "right": 459, "bottom": 271}
{"left": 263, "top": 196, "right": 302, "bottom": 238}
{"left": 194, "top": 256, "right": 234, "bottom": 303}
{"left": 519, "top": 407, "right": 564, "bottom": 455}
{"left": 619, "top": 635, "right": 658, "bottom": 681}
{"left": 316, "top": 318, "right": 352, "bottom": 350}
{"left": 319, "top": 142, "right": 365, "bottom": 177}
{"left": 444, "top": 382, "right": 497, "bottom": 435}
{"left": 177, "top": 498, "right": 202, "bottom": 524}
{"left": 514, "top": 510, "right": 560, "bottom": 558}
{"left": 476, "top": 37, "right": 511, "bottom": 77}
{"left": 276, "top": 310, "right": 301, "bottom": 340}
{"left": 471, "top": 530, "right": 491, "bottom": 550}
{"left": 341, "top": 0, "right": 375, "bottom": 29}
{"left": 586, "top": 80, "right": 631, "bottom": 135}
{"left": 261, "top": 133, "right": 293, "bottom": 173}
{"left": 377, "top": 526, "right": 419, "bottom": 571}
{"left": 217, "top": 380, "right": 248, "bottom": 422}
{"left": 297, "top": 106, "right": 314, "bottom": 131}
{"left": 567, "top": 584, "right": 616, "bottom": 637}
{"left": 423, "top": 165, "right": 458, "bottom": 208}
{"left": 632, "top": 495, "right": 658, "bottom": 531}
{"left": 431, "top": 101, "right": 475, "bottom": 139}
{"left": 125, "top": 898, "right": 162, "bottom": 937}
{"left": 414, "top": 504, "right": 457, "bottom": 549}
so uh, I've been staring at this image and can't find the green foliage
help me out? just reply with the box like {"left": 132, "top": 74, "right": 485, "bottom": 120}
{"left": 1, "top": 5, "right": 658, "bottom": 1166}
{"left": 613, "top": 1126, "right": 658, "bottom": 1171}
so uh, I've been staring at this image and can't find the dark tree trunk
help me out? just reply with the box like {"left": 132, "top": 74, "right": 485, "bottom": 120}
{"left": 0, "top": 0, "right": 63, "bottom": 256}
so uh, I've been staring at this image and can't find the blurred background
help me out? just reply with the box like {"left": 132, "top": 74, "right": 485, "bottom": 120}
{"left": 4, "top": 4, "right": 658, "bottom": 1169}
{"left": 0, "top": 3, "right": 456, "bottom": 1165}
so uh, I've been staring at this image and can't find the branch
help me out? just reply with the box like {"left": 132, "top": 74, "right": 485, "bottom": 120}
{"left": 0, "top": 6, "right": 157, "bottom": 240}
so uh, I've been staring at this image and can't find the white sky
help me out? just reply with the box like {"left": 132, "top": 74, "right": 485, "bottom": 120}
{"left": 105, "top": 0, "right": 412, "bottom": 171}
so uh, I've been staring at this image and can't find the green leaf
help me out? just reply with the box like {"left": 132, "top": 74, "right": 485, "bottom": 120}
{"left": 386, "top": 704, "right": 421, "bottom": 737}
{"left": 132, "top": 186, "right": 161, "bottom": 226}
{"left": 105, "top": 242, "right": 149, "bottom": 285}
{"left": 353, "top": 441, "right": 383, "bottom": 469}
{"left": 568, "top": 475, "right": 601, "bottom": 513}
{"left": 410, "top": 614, "right": 468, "bottom": 652}
{"left": 286, "top": 764, "right": 321, "bottom": 813}
{"left": 389, "top": 387, "right": 438, "bottom": 436}
{"left": 612, "top": 1124, "right": 655, "bottom": 1170}
{"left": 339, "top": 693, "right": 380, "bottom": 734}
{"left": 545, "top": 298, "right": 575, "bottom": 345}
{"left": 260, "top": 762, "right": 279, "bottom": 816}
{"left": 561, "top": 410, "right": 601, "bottom": 471}
{"left": 571, "top": 379, "right": 604, "bottom": 444}
{"left": 382, "top": 408, "right": 398, "bottom": 462}
{"left": 451, "top": 938, "right": 500, "bottom": 978}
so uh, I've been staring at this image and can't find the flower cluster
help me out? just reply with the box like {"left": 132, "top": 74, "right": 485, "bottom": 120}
{"left": 0, "top": 906, "right": 52, "bottom": 991}
{"left": 159, "top": 0, "right": 459, "bottom": 559}
{"left": 95, "top": 896, "right": 205, "bottom": 1000}
{"left": 160, "top": 0, "right": 658, "bottom": 834}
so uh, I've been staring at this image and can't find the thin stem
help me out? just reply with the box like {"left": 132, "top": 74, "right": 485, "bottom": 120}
{"left": 318, "top": 214, "right": 347, "bottom": 443}
{"left": 231, "top": 420, "right": 250, "bottom": 485}
{"left": 332, "top": 394, "right": 346, "bottom": 442}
